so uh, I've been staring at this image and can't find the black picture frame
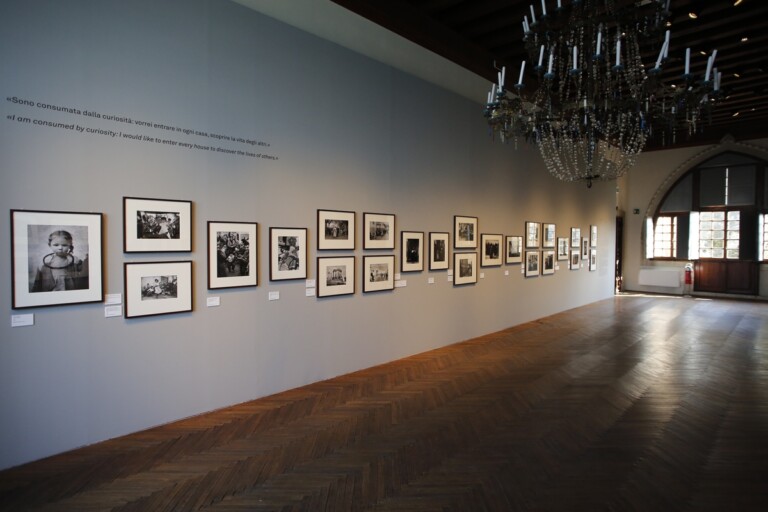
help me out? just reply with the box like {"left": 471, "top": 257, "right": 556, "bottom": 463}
{"left": 401, "top": 231, "right": 424, "bottom": 272}
{"left": 454, "top": 215, "right": 478, "bottom": 249}
{"left": 429, "top": 232, "right": 450, "bottom": 270}
{"left": 363, "top": 255, "right": 395, "bottom": 292}
{"left": 124, "top": 260, "right": 193, "bottom": 318}
{"left": 526, "top": 221, "right": 541, "bottom": 249}
{"left": 480, "top": 233, "right": 503, "bottom": 267}
{"left": 363, "top": 212, "right": 395, "bottom": 250}
{"left": 317, "top": 256, "right": 355, "bottom": 297}
{"left": 269, "top": 227, "right": 308, "bottom": 281}
{"left": 11, "top": 209, "right": 104, "bottom": 309}
{"left": 124, "top": 196, "right": 192, "bottom": 252}
{"left": 207, "top": 221, "right": 258, "bottom": 289}
{"left": 505, "top": 235, "right": 523, "bottom": 264}
{"left": 317, "top": 209, "right": 355, "bottom": 250}
{"left": 453, "top": 252, "right": 478, "bottom": 285}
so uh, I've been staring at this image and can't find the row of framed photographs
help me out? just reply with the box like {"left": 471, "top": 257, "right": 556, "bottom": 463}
{"left": 523, "top": 247, "right": 598, "bottom": 277}
{"left": 525, "top": 221, "right": 598, "bottom": 250}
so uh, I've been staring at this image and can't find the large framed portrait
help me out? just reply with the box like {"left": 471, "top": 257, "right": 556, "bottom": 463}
{"left": 590, "top": 225, "right": 598, "bottom": 248}
{"left": 317, "top": 256, "right": 355, "bottom": 297}
{"left": 525, "top": 221, "right": 540, "bottom": 249}
{"left": 401, "top": 231, "right": 424, "bottom": 272}
{"left": 317, "top": 209, "right": 355, "bottom": 250}
{"left": 480, "top": 233, "right": 503, "bottom": 267}
{"left": 429, "top": 232, "right": 450, "bottom": 270}
{"left": 557, "top": 237, "right": 570, "bottom": 261}
{"left": 124, "top": 261, "right": 192, "bottom": 318}
{"left": 542, "top": 250, "right": 555, "bottom": 275}
{"left": 542, "top": 223, "right": 556, "bottom": 248}
{"left": 207, "top": 221, "right": 257, "bottom": 289}
{"left": 124, "top": 197, "right": 192, "bottom": 252}
{"left": 454, "top": 215, "right": 478, "bottom": 249}
{"left": 589, "top": 248, "right": 598, "bottom": 271}
{"left": 11, "top": 209, "right": 103, "bottom": 309}
{"left": 570, "top": 227, "right": 581, "bottom": 248}
{"left": 269, "top": 227, "right": 308, "bottom": 281}
{"left": 363, "top": 255, "right": 395, "bottom": 293}
{"left": 453, "top": 252, "right": 477, "bottom": 286}
{"left": 363, "top": 212, "right": 395, "bottom": 250}
{"left": 525, "top": 251, "right": 540, "bottom": 277}
{"left": 505, "top": 235, "right": 523, "bottom": 264}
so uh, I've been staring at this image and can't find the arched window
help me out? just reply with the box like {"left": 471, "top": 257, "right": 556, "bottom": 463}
{"left": 648, "top": 152, "right": 767, "bottom": 261}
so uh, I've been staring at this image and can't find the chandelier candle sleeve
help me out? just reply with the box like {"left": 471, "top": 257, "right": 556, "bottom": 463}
{"left": 541, "top": 0, "right": 547, "bottom": 16}
{"left": 596, "top": 30, "right": 601, "bottom": 56}
{"left": 530, "top": 5, "right": 536, "bottom": 25}
{"left": 547, "top": 52, "right": 554, "bottom": 74}
{"left": 573, "top": 46, "right": 578, "bottom": 70}
{"left": 518, "top": 61, "right": 526, "bottom": 86}
{"left": 685, "top": 48, "right": 690, "bottom": 75}
{"left": 704, "top": 50, "right": 717, "bottom": 82}
{"left": 615, "top": 39, "right": 621, "bottom": 67}
{"left": 538, "top": 45, "right": 545, "bottom": 67}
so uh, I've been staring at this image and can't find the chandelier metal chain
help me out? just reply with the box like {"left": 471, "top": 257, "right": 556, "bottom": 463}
{"left": 484, "top": 0, "right": 721, "bottom": 185}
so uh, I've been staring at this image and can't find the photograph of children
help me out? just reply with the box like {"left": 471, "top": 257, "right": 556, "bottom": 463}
{"left": 326, "top": 265, "right": 347, "bottom": 286}
{"left": 216, "top": 231, "right": 250, "bottom": 278}
{"left": 137, "top": 210, "right": 180, "bottom": 239}
{"left": 27, "top": 224, "right": 90, "bottom": 293}
{"left": 277, "top": 236, "right": 300, "bottom": 272}
{"left": 140, "top": 275, "right": 178, "bottom": 300}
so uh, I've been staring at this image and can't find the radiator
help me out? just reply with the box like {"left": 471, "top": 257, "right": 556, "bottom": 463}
{"left": 638, "top": 268, "right": 681, "bottom": 287}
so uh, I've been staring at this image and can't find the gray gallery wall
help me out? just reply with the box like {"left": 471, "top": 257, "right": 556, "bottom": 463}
{"left": 0, "top": 0, "right": 615, "bottom": 470}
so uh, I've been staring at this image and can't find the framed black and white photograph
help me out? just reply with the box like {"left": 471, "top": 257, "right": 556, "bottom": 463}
{"left": 11, "top": 209, "right": 103, "bottom": 309}
{"left": 525, "top": 251, "right": 540, "bottom": 277}
{"left": 589, "top": 248, "right": 598, "bottom": 271}
{"left": 557, "top": 237, "right": 570, "bottom": 261}
{"left": 454, "top": 215, "right": 478, "bottom": 249}
{"left": 570, "top": 250, "right": 580, "bottom": 269}
{"left": 269, "top": 227, "right": 307, "bottom": 281}
{"left": 124, "top": 261, "right": 192, "bottom": 318}
{"left": 525, "top": 221, "right": 540, "bottom": 249}
{"left": 124, "top": 197, "right": 192, "bottom": 252}
{"left": 317, "top": 256, "right": 355, "bottom": 297}
{"left": 542, "top": 250, "right": 555, "bottom": 275}
{"left": 401, "top": 231, "right": 424, "bottom": 272}
{"left": 363, "top": 212, "right": 395, "bottom": 250}
{"left": 542, "top": 223, "right": 556, "bottom": 248}
{"left": 208, "top": 221, "right": 257, "bottom": 289}
{"left": 453, "top": 252, "right": 477, "bottom": 285}
{"left": 590, "top": 225, "right": 598, "bottom": 248}
{"left": 429, "top": 232, "right": 450, "bottom": 270}
{"left": 317, "top": 209, "right": 355, "bottom": 250}
{"left": 570, "top": 227, "right": 581, "bottom": 248}
{"left": 505, "top": 235, "right": 523, "bottom": 264}
{"left": 480, "top": 233, "right": 503, "bottom": 267}
{"left": 363, "top": 255, "right": 395, "bottom": 293}
{"left": 582, "top": 237, "right": 589, "bottom": 260}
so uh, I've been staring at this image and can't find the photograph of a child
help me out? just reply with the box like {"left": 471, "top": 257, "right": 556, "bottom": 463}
{"left": 216, "top": 231, "right": 250, "bottom": 278}
{"left": 28, "top": 225, "right": 89, "bottom": 293}
{"left": 277, "top": 236, "right": 301, "bottom": 271}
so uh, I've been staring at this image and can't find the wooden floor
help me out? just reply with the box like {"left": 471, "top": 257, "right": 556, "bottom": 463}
{"left": 1, "top": 295, "right": 767, "bottom": 511}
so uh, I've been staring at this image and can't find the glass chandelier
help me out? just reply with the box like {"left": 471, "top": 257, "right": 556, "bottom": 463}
{"left": 484, "top": 0, "right": 722, "bottom": 186}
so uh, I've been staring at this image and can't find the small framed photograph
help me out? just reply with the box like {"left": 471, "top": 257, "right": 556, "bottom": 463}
{"left": 570, "top": 227, "right": 581, "bottom": 248}
{"left": 124, "top": 261, "right": 192, "bottom": 318}
{"left": 590, "top": 225, "right": 598, "bottom": 248}
{"left": 557, "top": 237, "right": 570, "bottom": 261}
{"left": 429, "top": 232, "right": 450, "bottom": 270}
{"left": 363, "top": 212, "right": 395, "bottom": 250}
{"left": 570, "top": 250, "right": 580, "bottom": 269}
{"left": 317, "top": 256, "right": 355, "bottom": 297}
{"left": 542, "top": 250, "right": 555, "bottom": 275}
{"left": 480, "top": 233, "right": 503, "bottom": 267}
{"left": 542, "top": 223, "right": 556, "bottom": 248}
{"left": 453, "top": 252, "right": 477, "bottom": 285}
{"left": 525, "top": 221, "right": 540, "bottom": 249}
{"left": 11, "top": 209, "right": 104, "bottom": 309}
{"left": 363, "top": 255, "right": 395, "bottom": 293}
{"left": 525, "top": 251, "right": 540, "bottom": 277}
{"left": 317, "top": 209, "right": 355, "bottom": 250}
{"left": 208, "top": 221, "right": 258, "bottom": 289}
{"left": 505, "top": 235, "right": 523, "bottom": 264}
{"left": 124, "top": 197, "right": 192, "bottom": 252}
{"left": 589, "top": 248, "right": 598, "bottom": 271}
{"left": 582, "top": 238, "right": 589, "bottom": 260}
{"left": 454, "top": 215, "right": 478, "bottom": 249}
{"left": 269, "top": 227, "right": 307, "bottom": 281}
{"left": 401, "top": 231, "right": 424, "bottom": 272}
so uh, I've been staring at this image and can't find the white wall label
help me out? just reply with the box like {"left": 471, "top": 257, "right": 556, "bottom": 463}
{"left": 268, "top": 291, "right": 280, "bottom": 301}
{"left": 394, "top": 273, "right": 401, "bottom": 281}
{"left": 395, "top": 280, "right": 407, "bottom": 288}
{"left": 428, "top": 277, "right": 435, "bottom": 284}
{"left": 480, "top": 272, "right": 485, "bottom": 279}
{"left": 306, "top": 288, "right": 316, "bottom": 297}
{"left": 104, "top": 305, "right": 122, "bottom": 318}
{"left": 206, "top": 297, "right": 220, "bottom": 307}
{"left": 504, "top": 270, "right": 509, "bottom": 276}
{"left": 105, "top": 293, "right": 122, "bottom": 305}
{"left": 305, "top": 279, "right": 315, "bottom": 288}
{"left": 11, "top": 314, "right": 34, "bottom": 327}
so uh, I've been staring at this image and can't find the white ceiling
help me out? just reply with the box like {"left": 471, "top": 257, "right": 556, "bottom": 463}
{"left": 231, "top": 0, "right": 490, "bottom": 104}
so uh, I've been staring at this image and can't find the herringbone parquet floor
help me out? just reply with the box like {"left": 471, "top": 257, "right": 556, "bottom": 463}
{"left": 1, "top": 294, "right": 767, "bottom": 511}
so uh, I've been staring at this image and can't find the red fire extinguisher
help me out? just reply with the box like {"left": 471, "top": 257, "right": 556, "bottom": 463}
{"left": 684, "top": 264, "right": 693, "bottom": 285}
